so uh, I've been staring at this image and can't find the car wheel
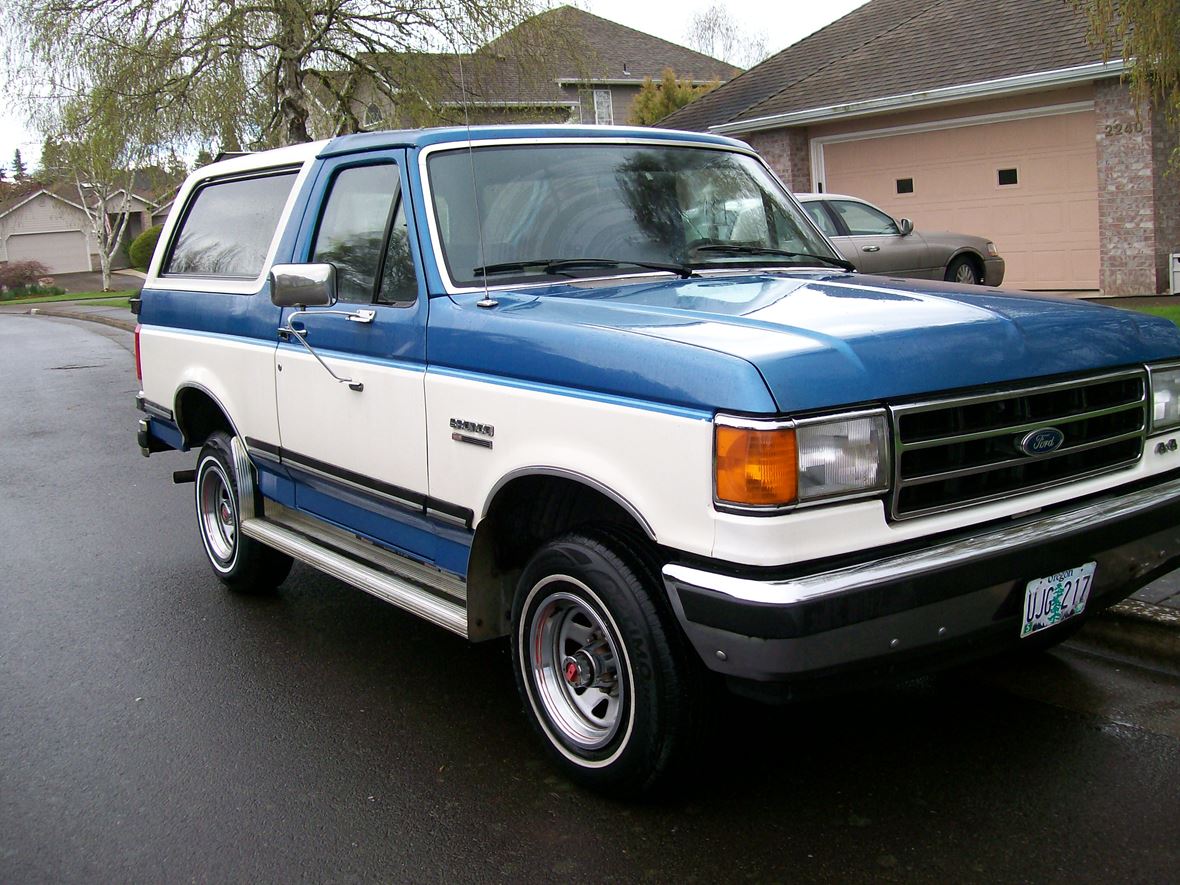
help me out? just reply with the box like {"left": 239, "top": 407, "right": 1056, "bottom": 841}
{"left": 195, "top": 431, "right": 292, "bottom": 592}
{"left": 946, "top": 255, "right": 983, "bottom": 285}
{"left": 511, "top": 528, "right": 699, "bottom": 795}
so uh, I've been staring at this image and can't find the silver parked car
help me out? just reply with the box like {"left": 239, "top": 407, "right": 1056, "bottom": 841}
{"left": 795, "top": 193, "right": 1005, "bottom": 286}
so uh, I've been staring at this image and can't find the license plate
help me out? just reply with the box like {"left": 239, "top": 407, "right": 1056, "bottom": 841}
{"left": 1020, "top": 562, "right": 1096, "bottom": 638}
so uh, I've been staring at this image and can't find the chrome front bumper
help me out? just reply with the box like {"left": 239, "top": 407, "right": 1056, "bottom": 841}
{"left": 662, "top": 475, "right": 1180, "bottom": 692}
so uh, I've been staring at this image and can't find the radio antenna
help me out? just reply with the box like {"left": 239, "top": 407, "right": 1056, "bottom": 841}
{"left": 455, "top": 39, "right": 497, "bottom": 309}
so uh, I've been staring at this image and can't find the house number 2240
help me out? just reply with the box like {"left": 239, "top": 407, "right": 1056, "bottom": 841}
{"left": 1105, "top": 121, "right": 1145, "bottom": 137}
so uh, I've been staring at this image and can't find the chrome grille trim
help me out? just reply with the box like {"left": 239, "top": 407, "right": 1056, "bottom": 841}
{"left": 889, "top": 369, "right": 1148, "bottom": 519}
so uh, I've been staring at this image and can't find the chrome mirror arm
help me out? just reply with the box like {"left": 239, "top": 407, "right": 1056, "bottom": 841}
{"left": 279, "top": 307, "right": 376, "bottom": 392}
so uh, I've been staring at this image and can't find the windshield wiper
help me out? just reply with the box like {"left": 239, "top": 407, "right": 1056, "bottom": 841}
{"left": 689, "top": 243, "right": 855, "bottom": 272}
{"left": 472, "top": 257, "right": 695, "bottom": 279}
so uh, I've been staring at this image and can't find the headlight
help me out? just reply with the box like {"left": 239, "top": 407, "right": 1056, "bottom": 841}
{"left": 796, "top": 413, "right": 890, "bottom": 502}
{"left": 1149, "top": 363, "right": 1180, "bottom": 432}
{"left": 986, "top": 242, "right": 999, "bottom": 257}
{"left": 714, "top": 411, "right": 889, "bottom": 510}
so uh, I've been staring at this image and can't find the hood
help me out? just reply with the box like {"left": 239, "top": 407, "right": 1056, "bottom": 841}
{"left": 487, "top": 271, "right": 1180, "bottom": 414}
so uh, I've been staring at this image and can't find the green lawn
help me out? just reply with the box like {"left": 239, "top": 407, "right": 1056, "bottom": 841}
{"left": 0, "top": 289, "right": 137, "bottom": 305}
{"left": 1127, "top": 305, "right": 1180, "bottom": 326}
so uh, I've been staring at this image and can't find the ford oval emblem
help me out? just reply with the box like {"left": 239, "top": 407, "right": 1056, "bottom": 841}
{"left": 1019, "top": 427, "right": 1065, "bottom": 457}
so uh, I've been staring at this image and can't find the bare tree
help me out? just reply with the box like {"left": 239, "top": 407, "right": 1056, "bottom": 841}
{"left": 685, "top": 3, "right": 769, "bottom": 69}
{"left": 6, "top": 0, "right": 543, "bottom": 149}
{"left": 56, "top": 90, "right": 156, "bottom": 291}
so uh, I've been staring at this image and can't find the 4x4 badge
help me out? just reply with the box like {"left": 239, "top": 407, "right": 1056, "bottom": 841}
{"left": 1019, "top": 427, "right": 1065, "bottom": 457}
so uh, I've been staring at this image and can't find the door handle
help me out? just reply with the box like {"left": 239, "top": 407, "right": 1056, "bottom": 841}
{"left": 862, "top": 245, "right": 881, "bottom": 253}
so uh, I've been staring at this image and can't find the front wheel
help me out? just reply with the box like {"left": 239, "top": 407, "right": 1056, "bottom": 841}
{"left": 945, "top": 255, "right": 983, "bottom": 285}
{"left": 194, "top": 431, "right": 292, "bottom": 592}
{"left": 511, "top": 529, "right": 698, "bottom": 795}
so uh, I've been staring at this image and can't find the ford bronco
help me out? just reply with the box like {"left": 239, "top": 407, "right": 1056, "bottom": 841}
{"left": 135, "top": 125, "right": 1180, "bottom": 793}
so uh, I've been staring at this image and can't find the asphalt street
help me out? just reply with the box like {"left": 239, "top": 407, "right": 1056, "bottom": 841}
{"left": 2, "top": 315, "right": 1179, "bottom": 883}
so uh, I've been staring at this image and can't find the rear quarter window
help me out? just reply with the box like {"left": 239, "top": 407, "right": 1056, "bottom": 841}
{"left": 164, "top": 170, "right": 298, "bottom": 278}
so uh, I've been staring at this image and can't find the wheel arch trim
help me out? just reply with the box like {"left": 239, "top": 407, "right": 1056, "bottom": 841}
{"left": 172, "top": 382, "right": 245, "bottom": 450}
{"left": 482, "top": 466, "right": 657, "bottom": 541}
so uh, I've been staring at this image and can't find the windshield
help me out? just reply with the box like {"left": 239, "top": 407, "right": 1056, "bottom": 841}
{"left": 426, "top": 143, "right": 841, "bottom": 288}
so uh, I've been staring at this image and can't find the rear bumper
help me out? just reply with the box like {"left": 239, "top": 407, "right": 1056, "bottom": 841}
{"left": 135, "top": 394, "right": 183, "bottom": 456}
{"left": 662, "top": 474, "right": 1180, "bottom": 694}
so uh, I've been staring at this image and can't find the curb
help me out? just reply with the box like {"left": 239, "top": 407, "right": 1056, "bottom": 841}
{"left": 25, "top": 307, "right": 136, "bottom": 333}
{"left": 1072, "top": 601, "right": 1180, "bottom": 674}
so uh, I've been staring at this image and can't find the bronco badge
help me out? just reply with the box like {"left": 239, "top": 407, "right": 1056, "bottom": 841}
{"left": 450, "top": 418, "right": 494, "bottom": 449}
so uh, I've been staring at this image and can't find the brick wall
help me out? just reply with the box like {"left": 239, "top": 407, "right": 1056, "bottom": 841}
{"left": 745, "top": 128, "right": 812, "bottom": 191}
{"left": 1152, "top": 105, "right": 1180, "bottom": 293}
{"left": 1096, "top": 81, "right": 1160, "bottom": 294}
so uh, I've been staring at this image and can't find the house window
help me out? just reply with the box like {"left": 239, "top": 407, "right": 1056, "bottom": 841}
{"left": 998, "top": 167, "right": 1019, "bottom": 186}
{"left": 896, "top": 177, "right": 914, "bottom": 194}
{"left": 593, "top": 89, "right": 614, "bottom": 125}
{"left": 364, "top": 103, "right": 383, "bottom": 129}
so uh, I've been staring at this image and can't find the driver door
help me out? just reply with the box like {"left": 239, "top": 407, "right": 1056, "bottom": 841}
{"left": 274, "top": 152, "right": 433, "bottom": 558}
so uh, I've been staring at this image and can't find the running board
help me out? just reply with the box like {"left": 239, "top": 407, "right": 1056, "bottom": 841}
{"left": 240, "top": 517, "right": 469, "bottom": 638}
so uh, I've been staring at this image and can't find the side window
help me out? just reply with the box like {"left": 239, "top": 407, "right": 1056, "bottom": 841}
{"left": 803, "top": 202, "right": 840, "bottom": 237}
{"left": 165, "top": 171, "right": 297, "bottom": 278}
{"left": 831, "top": 200, "right": 899, "bottom": 236}
{"left": 312, "top": 164, "right": 403, "bottom": 304}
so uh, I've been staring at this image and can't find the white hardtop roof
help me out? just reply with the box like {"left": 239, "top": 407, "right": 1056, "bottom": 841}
{"left": 189, "top": 140, "right": 328, "bottom": 184}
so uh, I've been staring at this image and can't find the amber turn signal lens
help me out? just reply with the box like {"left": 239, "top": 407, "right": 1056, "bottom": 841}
{"left": 715, "top": 425, "right": 798, "bottom": 506}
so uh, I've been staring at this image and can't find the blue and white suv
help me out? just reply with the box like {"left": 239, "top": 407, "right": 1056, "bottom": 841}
{"left": 135, "top": 125, "right": 1180, "bottom": 793}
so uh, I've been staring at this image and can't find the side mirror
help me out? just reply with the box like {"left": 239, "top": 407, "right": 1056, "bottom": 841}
{"left": 898, "top": 218, "right": 914, "bottom": 237}
{"left": 270, "top": 263, "right": 337, "bottom": 308}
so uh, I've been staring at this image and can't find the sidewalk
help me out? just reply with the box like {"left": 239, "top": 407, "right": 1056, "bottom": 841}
{"left": 4, "top": 298, "right": 1178, "bottom": 658}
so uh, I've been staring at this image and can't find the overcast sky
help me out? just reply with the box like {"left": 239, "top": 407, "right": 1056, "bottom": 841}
{"left": 0, "top": 0, "right": 867, "bottom": 175}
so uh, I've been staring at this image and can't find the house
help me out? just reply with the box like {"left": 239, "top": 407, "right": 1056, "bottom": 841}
{"left": 0, "top": 182, "right": 155, "bottom": 274}
{"left": 345, "top": 6, "right": 739, "bottom": 130}
{"left": 661, "top": 0, "right": 1180, "bottom": 295}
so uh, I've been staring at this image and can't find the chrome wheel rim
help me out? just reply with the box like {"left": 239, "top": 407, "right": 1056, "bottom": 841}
{"left": 198, "top": 460, "right": 236, "bottom": 564}
{"left": 954, "top": 263, "right": 978, "bottom": 284}
{"left": 527, "top": 586, "right": 625, "bottom": 751}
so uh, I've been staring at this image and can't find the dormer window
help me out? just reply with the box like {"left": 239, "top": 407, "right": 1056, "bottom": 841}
{"left": 364, "top": 103, "right": 383, "bottom": 129}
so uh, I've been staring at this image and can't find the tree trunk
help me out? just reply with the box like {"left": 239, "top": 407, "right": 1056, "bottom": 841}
{"left": 276, "top": 6, "right": 310, "bottom": 145}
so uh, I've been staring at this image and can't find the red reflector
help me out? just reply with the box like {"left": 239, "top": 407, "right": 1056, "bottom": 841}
{"left": 134, "top": 324, "right": 142, "bottom": 380}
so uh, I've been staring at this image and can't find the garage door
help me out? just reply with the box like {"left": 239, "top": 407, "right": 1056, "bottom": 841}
{"left": 819, "top": 110, "right": 1098, "bottom": 290}
{"left": 6, "top": 230, "right": 91, "bottom": 274}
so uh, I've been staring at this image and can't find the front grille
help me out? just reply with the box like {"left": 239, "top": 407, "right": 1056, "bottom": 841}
{"left": 890, "top": 369, "right": 1147, "bottom": 519}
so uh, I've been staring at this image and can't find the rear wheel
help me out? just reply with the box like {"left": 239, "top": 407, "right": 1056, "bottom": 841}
{"left": 194, "top": 431, "right": 292, "bottom": 592}
{"left": 511, "top": 529, "right": 699, "bottom": 795}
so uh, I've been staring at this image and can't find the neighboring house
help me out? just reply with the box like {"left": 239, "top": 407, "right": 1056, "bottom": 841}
{"left": 344, "top": 5, "right": 738, "bottom": 130}
{"left": 0, "top": 183, "right": 155, "bottom": 274}
{"left": 661, "top": 0, "right": 1180, "bottom": 295}
{"left": 151, "top": 193, "right": 177, "bottom": 228}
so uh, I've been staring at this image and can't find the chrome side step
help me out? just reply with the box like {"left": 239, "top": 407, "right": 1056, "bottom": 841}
{"left": 240, "top": 516, "right": 469, "bottom": 638}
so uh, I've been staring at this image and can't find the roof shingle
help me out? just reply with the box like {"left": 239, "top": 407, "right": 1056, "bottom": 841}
{"left": 661, "top": 0, "right": 1107, "bottom": 132}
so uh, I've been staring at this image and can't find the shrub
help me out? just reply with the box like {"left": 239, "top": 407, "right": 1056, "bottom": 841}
{"left": 0, "top": 259, "right": 51, "bottom": 289}
{"left": 128, "top": 225, "right": 163, "bottom": 271}
{"left": 0, "top": 283, "right": 65, "bottom": 300}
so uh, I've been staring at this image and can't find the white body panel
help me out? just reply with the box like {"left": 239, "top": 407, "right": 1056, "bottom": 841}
{"left": 139, "top": 328, "right": 281, "bottom": 445}
{"left": 275, "top": 348, "right": 428, "bottom": 494}
{"left": 424, "top": 371, "right": 717, "bottom": 558}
